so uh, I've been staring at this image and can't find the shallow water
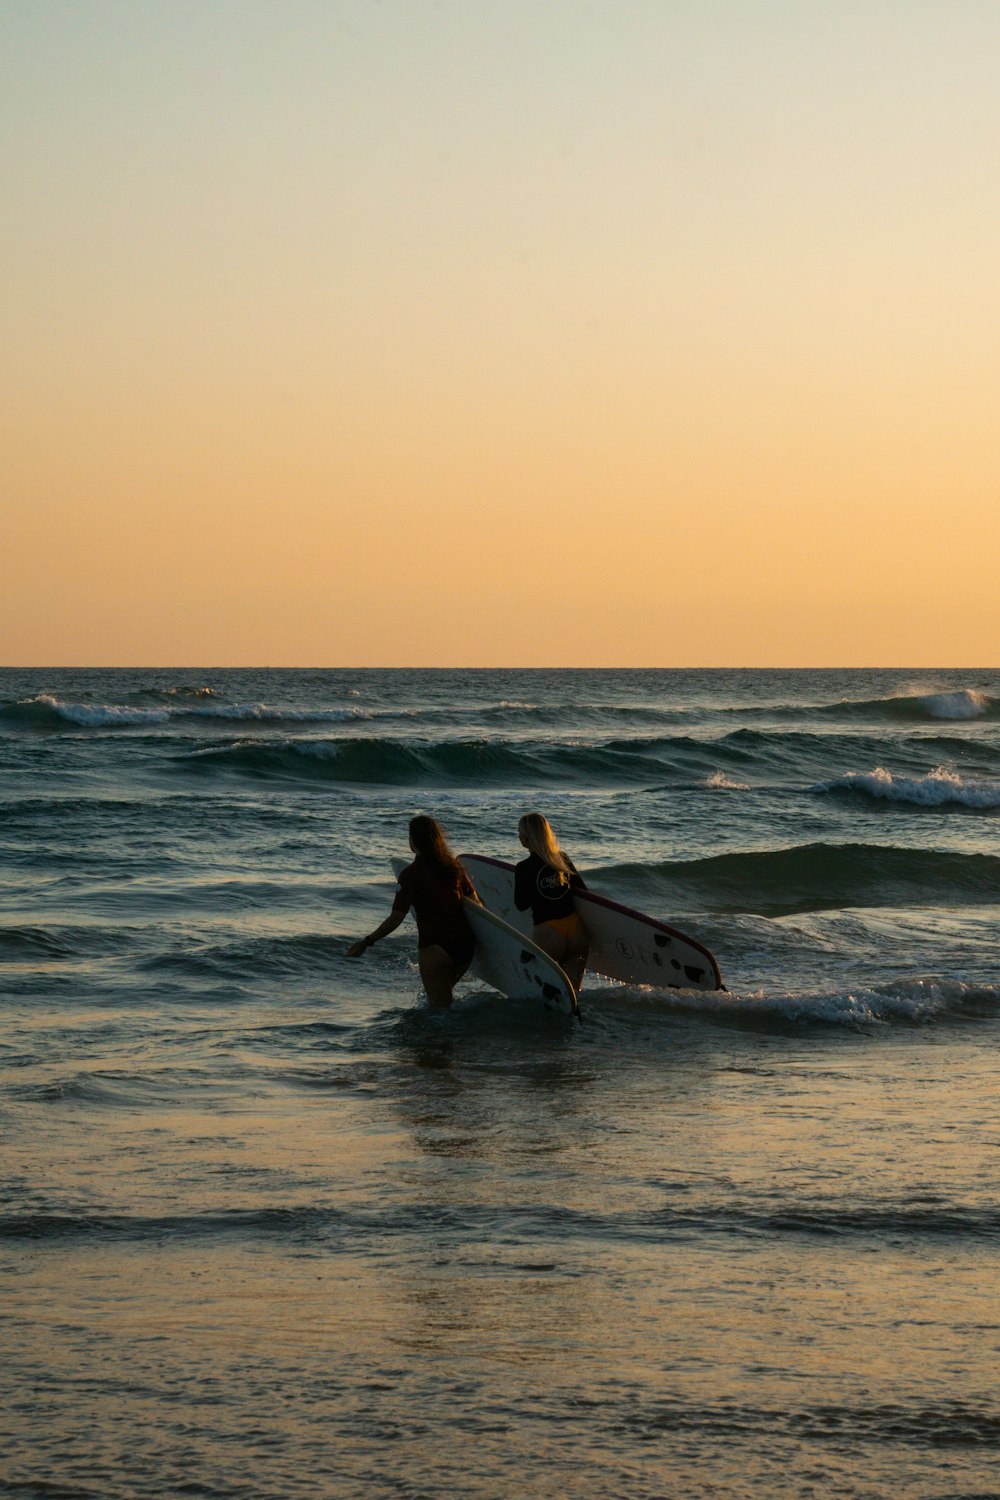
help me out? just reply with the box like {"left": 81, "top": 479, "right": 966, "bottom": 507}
{"left": 2, "top": 668, "right": 999, "bottom": 1497}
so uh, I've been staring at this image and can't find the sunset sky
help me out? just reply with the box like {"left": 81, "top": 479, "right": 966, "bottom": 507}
{"left": 4, "top": 0, "right": 998, "bottom": 666}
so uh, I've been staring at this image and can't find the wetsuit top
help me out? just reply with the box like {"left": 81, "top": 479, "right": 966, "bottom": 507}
{"left": 513, "top": 852, "right": 586, "bottom": 926}
{"left": 392, "top": 855, "right": 476, "bottom": 960}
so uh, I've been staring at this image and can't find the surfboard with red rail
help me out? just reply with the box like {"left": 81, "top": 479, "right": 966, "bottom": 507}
{"left": 460, "top": 853, "right": 723, "bottom": 993}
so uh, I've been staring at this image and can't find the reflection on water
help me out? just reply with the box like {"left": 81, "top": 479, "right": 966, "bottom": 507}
{"left": 5, "top": 985, "right": 1000, "bottom": 1498}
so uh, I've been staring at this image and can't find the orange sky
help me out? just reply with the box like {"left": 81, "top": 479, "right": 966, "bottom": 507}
{"left": 4, "top": 1, "right": 999, "bottom": 666}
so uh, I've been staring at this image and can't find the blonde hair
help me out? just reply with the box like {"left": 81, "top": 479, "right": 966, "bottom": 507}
{"left": 518, "top": 812, "right": 573, "bottom": 879}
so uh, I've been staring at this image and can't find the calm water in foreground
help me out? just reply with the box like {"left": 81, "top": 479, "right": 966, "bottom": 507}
{"left": 2, "top": 667, "right": 999, "bottom": 1498}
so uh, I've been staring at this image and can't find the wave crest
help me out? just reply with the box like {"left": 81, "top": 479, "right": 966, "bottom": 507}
{"left": 3, "top": 695, "right": 368, "bottom": 730}
{"left": 918, "top": 689, "right": 990, "bottom": 720}
{"left": 828, "top": 688, "right": 995, "bottom": 723}
{"left": 721, "top": 687, "right": 998, "bottom": 724}
{"left": 817, "top": 766, "right": 1000, "bottom": 810}
{"left": 704, "top": 770, "right": 750, "bottom": 791}
{"left": 25, "top": 694, "right": 171, "bottom": 727}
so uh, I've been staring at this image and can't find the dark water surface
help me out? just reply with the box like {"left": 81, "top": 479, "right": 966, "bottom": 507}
{"left": 2, "top": 668, "right": 999, "bottom": 1497}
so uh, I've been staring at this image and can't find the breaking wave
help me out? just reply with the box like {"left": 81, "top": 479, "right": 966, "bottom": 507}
{"left": 703, "top": 770, "right": 750, "bottom": 791}
{"left": 3, "top": 694, "right": 370, "bottom": 730}
{"left": 730, "top": 687, "right": 998, "bottom": 724}
{"left": 816, "top": 766, "right": 1000, "bottom": 810}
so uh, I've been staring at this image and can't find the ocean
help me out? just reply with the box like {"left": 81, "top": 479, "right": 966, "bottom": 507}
{"left": 2, "top": 666, "right": 999, "bottom": 1499}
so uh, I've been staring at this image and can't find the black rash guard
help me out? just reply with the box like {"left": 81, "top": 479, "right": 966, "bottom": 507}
{"left": 513, "top": 852, "right": 586, "bottom": 926}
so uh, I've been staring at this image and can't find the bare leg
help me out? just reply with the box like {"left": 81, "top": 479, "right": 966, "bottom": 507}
{"left": 563, "top": 927, "right": 589, "bottom": 994}
{"left": 532, "top": 924, "right": 587, "bottom": 995}
{"left": 417, "top": 944, "right": 469, "bottom": 1008}
{"left": 531, "top": 924, "right": 566, "bottom": 962}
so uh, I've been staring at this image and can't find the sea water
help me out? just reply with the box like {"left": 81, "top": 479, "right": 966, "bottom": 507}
{"left": 2, "top": 667, "right": 999, "bottom": 1499}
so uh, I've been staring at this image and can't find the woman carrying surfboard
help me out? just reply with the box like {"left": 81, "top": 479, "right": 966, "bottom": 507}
{"left": 347, "top": 815, "right": 477, "bottom": 1008}
{"left": 514, "top": 812, "right": 589, "bottom": 992}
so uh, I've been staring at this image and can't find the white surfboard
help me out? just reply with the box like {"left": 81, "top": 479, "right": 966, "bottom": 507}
{"left": 460, "top": 853, "right": 724, "bottom": 993}
{"left": 390, "top": 859, "right": 578, "bottom": 1015}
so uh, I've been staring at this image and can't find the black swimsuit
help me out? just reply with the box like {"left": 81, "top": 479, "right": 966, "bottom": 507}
{"left": 392, "top": 857, "right": 476, "bottom": 967}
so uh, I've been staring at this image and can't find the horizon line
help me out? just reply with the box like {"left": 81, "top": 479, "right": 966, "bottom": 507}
{"left": 3, "top": 664, "right": 997, "bottom": 673}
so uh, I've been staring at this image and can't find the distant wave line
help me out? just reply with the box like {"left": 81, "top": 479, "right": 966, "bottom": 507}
{"left": 5, "top": 694, "right": 370, "bottom": 728}
{"left": 172, "top": 734, "right": 1000, "bottom": 794}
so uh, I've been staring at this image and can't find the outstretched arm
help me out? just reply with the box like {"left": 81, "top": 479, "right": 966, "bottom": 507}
{"left": 347, "top": 907, "right": 406, "bottom": 957}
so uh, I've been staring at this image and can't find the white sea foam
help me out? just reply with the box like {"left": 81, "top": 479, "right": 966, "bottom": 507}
{"left": 917, "top": 689, "right": 988, "bottom": 720}
{"left": 817, "top": 765, "right": 1000, "bottom": 809}
{"left": 32, "top": 694, "right": 365, "bottom": 727}
{"left": 34, "top": 695, "right": 171, "bottom": 726}
{"left": 187, "top": 702, "right": 365, "bottom": 723}
{"left": 665, "top": 977, "right": 998, "bottom": 1028}
{"left": 704, "top": 770, "right": 749, "bottom": 791}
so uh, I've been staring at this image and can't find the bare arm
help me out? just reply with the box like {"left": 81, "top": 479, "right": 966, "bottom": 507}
{"left": 347, "top": 907, "right": 406, "bottom": 957}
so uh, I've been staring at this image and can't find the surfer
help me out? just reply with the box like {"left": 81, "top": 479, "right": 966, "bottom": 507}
{"left": 514, "top": 812, "right": 589, "bottom": 991}
{"left": 347, "top": 815, "right": 477, "bottom": 1008}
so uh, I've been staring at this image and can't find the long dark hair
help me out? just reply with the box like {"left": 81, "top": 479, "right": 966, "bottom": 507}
{"left": 409, "top": 815, "right": 467, "bottom": 890}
